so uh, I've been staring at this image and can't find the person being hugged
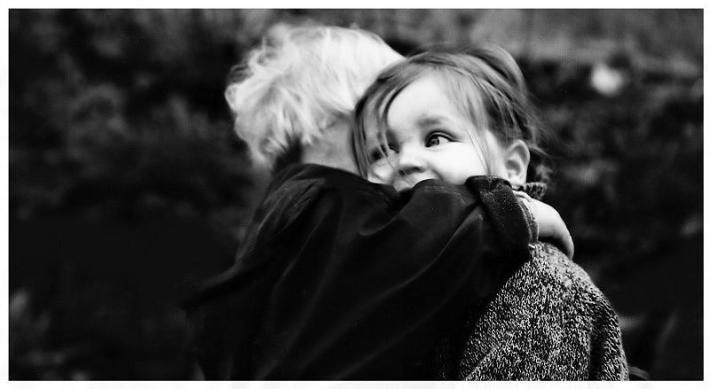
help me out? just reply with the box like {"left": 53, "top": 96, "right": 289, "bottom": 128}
{"left": 353, "top": 47, "right": 628, "bottom": 380}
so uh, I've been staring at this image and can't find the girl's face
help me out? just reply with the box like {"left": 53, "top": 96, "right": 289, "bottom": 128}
{"left": 366, "top": 75, "right": 506, "bottom": 192}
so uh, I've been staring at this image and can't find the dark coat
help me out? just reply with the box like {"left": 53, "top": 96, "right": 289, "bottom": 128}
{"left": 185, "top": 163, "right": 532, "bottom": 380}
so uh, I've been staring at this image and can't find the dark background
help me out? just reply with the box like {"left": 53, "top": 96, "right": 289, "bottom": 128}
{"left": 9, "top": 9, "right": 703, "bottom": 380}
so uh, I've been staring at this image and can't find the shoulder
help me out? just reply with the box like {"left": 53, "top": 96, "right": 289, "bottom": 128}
{"left": 494, "top": 242, "right": 622, "bottom": 344}
{"left": 248, "top": 164, "right": 397, "bottom": 250}
{"left": 266, "top": 163, "right": 393, "bottom": 207}
{"left": 458, "top": 242, "right": 628, "bottom": 380}
{"left": 515, "top": 243, "right": 612, "bottom": 310}
{"left": 481, "top": 242, "right": 619, "bottom": 341}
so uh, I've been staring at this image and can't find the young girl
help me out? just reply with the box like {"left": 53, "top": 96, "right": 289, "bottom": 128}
{"left": 353, "top": 47, "right": 628, "bottom": 379}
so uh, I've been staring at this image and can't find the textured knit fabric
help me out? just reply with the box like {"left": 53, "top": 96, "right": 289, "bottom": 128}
{"left": 516, "top": 181, "right": 547, "bottom": 201}
{"left": 436, "top": 242, "right": 629, "bottom": 380}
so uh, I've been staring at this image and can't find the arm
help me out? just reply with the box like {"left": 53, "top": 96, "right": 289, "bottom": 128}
{"left": 187, "top": 166, "right": 536, "bottom": 379}
{"left": 277, "top": 175, "right": 535, "bottom": 379}
{"left": 515, "top": 190, "right": 574, "bottom": 259}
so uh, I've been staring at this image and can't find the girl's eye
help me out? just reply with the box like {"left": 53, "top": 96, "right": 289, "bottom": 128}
{"left": 426, "top": 132, "right": 453, "bottom": 147}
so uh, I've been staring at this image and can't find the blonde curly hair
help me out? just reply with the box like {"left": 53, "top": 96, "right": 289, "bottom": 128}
{"left": 225, "top": 24, "right": 402, "bottom": 171}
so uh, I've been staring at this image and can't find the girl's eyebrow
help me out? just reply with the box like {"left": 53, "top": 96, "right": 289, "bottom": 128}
{"left": 416, "top": 114, "right": 452, "bottom": 127}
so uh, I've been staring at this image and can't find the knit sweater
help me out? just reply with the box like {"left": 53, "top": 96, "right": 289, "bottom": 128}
{"left": 436, "top": 242, "right": 629, "bottom": 380}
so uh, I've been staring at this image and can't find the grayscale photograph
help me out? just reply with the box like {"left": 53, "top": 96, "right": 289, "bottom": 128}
{"left": 8, "top": 9, "right": 703, "bottom": 380}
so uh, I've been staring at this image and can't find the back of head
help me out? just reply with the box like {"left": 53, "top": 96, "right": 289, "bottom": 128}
{"left": 226, "top": 24, "right": 403, "bottom": 171}
{"left": 354, "top": 46, "right": 550, "bottom": 183}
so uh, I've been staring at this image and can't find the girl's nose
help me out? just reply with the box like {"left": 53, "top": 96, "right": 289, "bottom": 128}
{"left": 396, "top": 145, "right": 425, "bottom": 176}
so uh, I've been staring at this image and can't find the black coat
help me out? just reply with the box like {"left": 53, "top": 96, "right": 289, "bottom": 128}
{"left": 185, "top": 164, "right": 531, "bottom": 380}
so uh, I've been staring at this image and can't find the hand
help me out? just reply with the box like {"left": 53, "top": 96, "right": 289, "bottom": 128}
{"left": 529, "top": 199, "right": 574, "bottom": 259}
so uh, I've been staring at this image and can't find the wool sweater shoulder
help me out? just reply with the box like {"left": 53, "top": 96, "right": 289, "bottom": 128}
{"left": 455, "top": 242, "right": 629, "bottom": 380}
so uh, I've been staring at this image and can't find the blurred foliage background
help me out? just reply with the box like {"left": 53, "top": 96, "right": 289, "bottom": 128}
{"left": 9, "top": 9, "right": 703, "bottom": 380}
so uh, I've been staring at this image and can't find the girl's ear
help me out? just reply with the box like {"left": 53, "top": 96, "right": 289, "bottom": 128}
{"left": 502, "top": 139, "right": 530, "bottom": 187}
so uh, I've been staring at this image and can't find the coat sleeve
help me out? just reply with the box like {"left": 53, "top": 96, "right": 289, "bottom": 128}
{"left": 186, "top": 166, "right": 537, "bottom": 379}
{"left": 450, "top": 243, "right": 628, "bottom": 381}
